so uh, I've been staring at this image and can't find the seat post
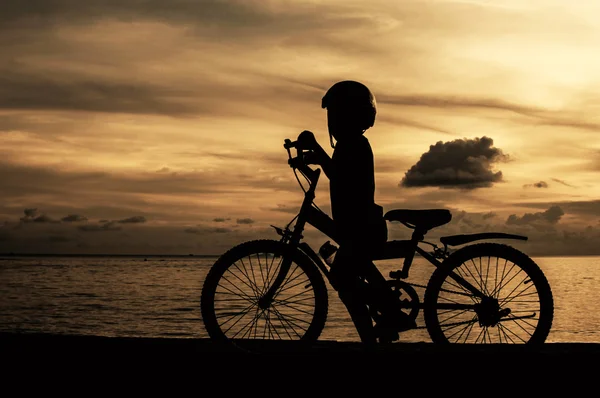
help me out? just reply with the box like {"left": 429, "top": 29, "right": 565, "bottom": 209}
{"left": 397, "top": 227, "right": 427, "bottom": 278}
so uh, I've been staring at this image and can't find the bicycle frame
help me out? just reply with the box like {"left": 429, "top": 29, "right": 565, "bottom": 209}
{"left": 261, "top": 139, "right": 496, "bottom": 307}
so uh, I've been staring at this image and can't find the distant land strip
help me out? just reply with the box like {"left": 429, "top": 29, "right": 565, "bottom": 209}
{"left": 0, "top": 252, "right": 221, "bottom": 258}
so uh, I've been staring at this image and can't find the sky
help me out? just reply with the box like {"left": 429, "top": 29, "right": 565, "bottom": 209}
{"left": 1, "top": 0, "right": 599, "bottom": 256}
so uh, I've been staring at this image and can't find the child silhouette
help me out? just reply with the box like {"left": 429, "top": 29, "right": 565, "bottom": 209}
{"left": 297, "top": 80, "right": 415, "bottom": 344}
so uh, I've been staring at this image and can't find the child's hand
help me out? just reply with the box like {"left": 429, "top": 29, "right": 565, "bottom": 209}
{"left": 302, "top": 150, "right": 323, "bottom": 165}
{"left": 297, "top": 130, "right": 320, "bottom": 151}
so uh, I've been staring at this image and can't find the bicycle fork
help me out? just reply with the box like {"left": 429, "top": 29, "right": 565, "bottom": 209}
{"left": 258, "top": 188, "right": 316, "bottom": 309}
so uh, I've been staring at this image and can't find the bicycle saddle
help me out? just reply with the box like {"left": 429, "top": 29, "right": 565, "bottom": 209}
{"left": 384, "top": 209, "right": 452, "bottom": 230}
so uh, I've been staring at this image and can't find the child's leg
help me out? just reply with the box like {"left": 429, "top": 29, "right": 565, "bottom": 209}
{"left": 330, "top": 247, "right": 377, "bottom": 345}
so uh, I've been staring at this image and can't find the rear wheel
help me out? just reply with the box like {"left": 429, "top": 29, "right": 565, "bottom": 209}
{"left": 424, "top": 243, "right": 553, "bottom": 344}
{"left": 201, "top": 239, "right": 328, "bottom": 352}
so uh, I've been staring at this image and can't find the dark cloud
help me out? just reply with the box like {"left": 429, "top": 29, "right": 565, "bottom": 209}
{"left": 0, "top": 69, "right": 196, "bottom": 116}
{"left": 400, "top": 136, "right": 507, "bottom": 189}
{"left": 19, "top": 209, "right": 59, "bottom": 223}
{"left": 378, "top": 94, "right": 543, "bottom": 117}
{"left": 0, "top": 1, "right": 391, "bottom": 117}
{"left": 0, "top": 161, "right": 297, "bottom": 203}
{"left": 24, "top": 208, "right": 38, "bottom": 217}
{"left": 184, "top": 226, "right": 231, "bottom": 235}
{"left": 524, "top": 181, "right": 548, "bottom": 188}
{"left": 0, "top": 228, "right": 12, "bottom": 241}
{"left": 236, "top": 218, "right": 255, "bottom": 225}
{"left": 482, "top": 212, "right": 496, "bottom": 220}
{"left": 213, "top": 217, "right": 230, "bottom": 223}
{"left": 61, "top": 214, "right": 88, "bottom": 222}
{"left": 78, "top": 221, "right": 122, "bottom": 232}
{"left": 376, "top": 114, "right": 454, "bottom": 135}
{"left": 0, "top": 1, "right": 300, "bottom": 30}
{"left": 0, "top": 1, "right": 393, "bottom": 48}
{"left": 33, "top": 214, "right": 59, "bottom": 223}
{"left": 377, "top": 93, "right": 600, "bottom": 135}
{"left": 47, "top": 235, "right": 70, "bottom": 243}
{"left": 513, "top": 200, "right": 600, "bottom": 219}
{"left": 265, "top": 204, "right": 301, "bottom": 214}
{"left": 117, "top": 216, "right": 147, "bottom": 224}
{"left": 506, "top": 205, "right": 564, "bottom": 226}
{"left": 1, "top": 1, "right": 262, "bottom": 32}
{"left": 534, "top": 118, "right": 600, "bottom": 133}
{"left": 551, "top": 178, "right": 575, "bottom": 188}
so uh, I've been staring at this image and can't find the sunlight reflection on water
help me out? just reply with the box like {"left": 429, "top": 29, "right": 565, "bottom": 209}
{"left": 0, "top": 255, "right": 598, "bottom": 343}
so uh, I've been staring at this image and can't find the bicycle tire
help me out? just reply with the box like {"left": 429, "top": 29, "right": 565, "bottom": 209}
{"left": 200, "top": 239, "right": 329, "bottom": 352}
{"left": 423, "top": 243, "right": 554, "bottom": 344}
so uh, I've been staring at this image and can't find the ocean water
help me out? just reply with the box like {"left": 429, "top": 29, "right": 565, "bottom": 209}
{"left": 1, "top": 252, "right": 599, "bottom": 343}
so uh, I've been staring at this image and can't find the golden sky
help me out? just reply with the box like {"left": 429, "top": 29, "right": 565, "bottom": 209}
{"left": 1, "top": 0, "right": 599, "bottom": 255}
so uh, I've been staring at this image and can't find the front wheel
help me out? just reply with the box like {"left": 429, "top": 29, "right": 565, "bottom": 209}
{"left": 200, "top": 239, "right": 328, "bottom": 352}
{"left": 424, "top": 243, "right": 554, "bottom": 344}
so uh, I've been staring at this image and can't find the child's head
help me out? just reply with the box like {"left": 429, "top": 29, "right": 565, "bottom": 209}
{"left": 321, "top": 80, "right": 377, "bottom": 143}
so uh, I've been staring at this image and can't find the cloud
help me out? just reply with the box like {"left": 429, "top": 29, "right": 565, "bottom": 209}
{"left": 184, "top": 226, "right": 232, "bottom": 235}
{"left": 482, "top": 212, "right": 496, "bottom": 220}
{"left": 23, "top": 208, "right": 38, "bottom": 217}
{"left": 33, "top": 214, "right": 59, "bottom": 223}
{"left": 551, "top": 178, "right": 575, "bottom": 188}
{"left": 0, "top": 227, "right": 12, "bottom": 241}
{"left": 18, "top": 209, "right": 59, "bottom": 223}
{"left": 513, "top": 200, "right": 600, "bottom": 220}
{"left": 400, "top": 136, "right": 507, "bottom": 189}
{"left": 236, "top": 218, "right": 255, "bottom": 225}
{"left": 264, "top": 204, "right": 301, "bottom": 214}
{"left": 78, "top": 221, "right": 122, "bottom": 232}
{"left": 378, "top": 94, "right": 543, "bottom": 117}
{"left": 506, "top": 205, "right": 564, "bottom": 226}
{"left": 523, "top": 181, "right": 548, "bottom": 188}
{"left": 0, "top": 69, "right": 197, "bottom": 116}
{"left": 0, "top": 161, "right": 298, "bottom": 208}
{"left": 117, "top": 216, "right": 147, "bottom": 224}
{"left": 213, "top": 217, "right": 230, "bottom": 223}
{"left": 47, "top": 235, "right": 70, "bottom": 243}
{"left": 61, "top": 214, "right": 88, "bottom": 222}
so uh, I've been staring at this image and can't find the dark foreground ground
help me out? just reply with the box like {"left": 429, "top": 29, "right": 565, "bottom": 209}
{"left": 3, "top": 332, "right": 600, "bottom": 389}
{"left": 3, "top": 333, "right": 597, "bottom": 391}
{"left": 3, "top": 332, "right": 600, "bottom": 359}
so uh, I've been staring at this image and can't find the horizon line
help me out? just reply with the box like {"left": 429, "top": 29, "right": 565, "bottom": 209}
{"left": 0, "top": 252, "right": 221, "bottom": 258}
{"left": 1, "top": 252, "right": 600, "bottom": 259}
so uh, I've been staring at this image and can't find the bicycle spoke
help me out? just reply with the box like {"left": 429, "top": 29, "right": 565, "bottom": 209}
{"left": 270, "top": 305, "right": 308, "bottom": 338}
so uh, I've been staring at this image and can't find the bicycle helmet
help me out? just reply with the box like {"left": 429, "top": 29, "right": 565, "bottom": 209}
{"left": 321, "top": 80, "right": 377, "bottom": 131}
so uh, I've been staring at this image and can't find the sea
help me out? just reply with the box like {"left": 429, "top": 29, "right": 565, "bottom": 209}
{"left": 1, "top": 253, "right": 599, "bottom": 343}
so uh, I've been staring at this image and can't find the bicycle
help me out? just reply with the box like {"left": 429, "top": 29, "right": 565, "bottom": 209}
{"left": 200, "top": 136, "right": 554, "bottom": 352}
